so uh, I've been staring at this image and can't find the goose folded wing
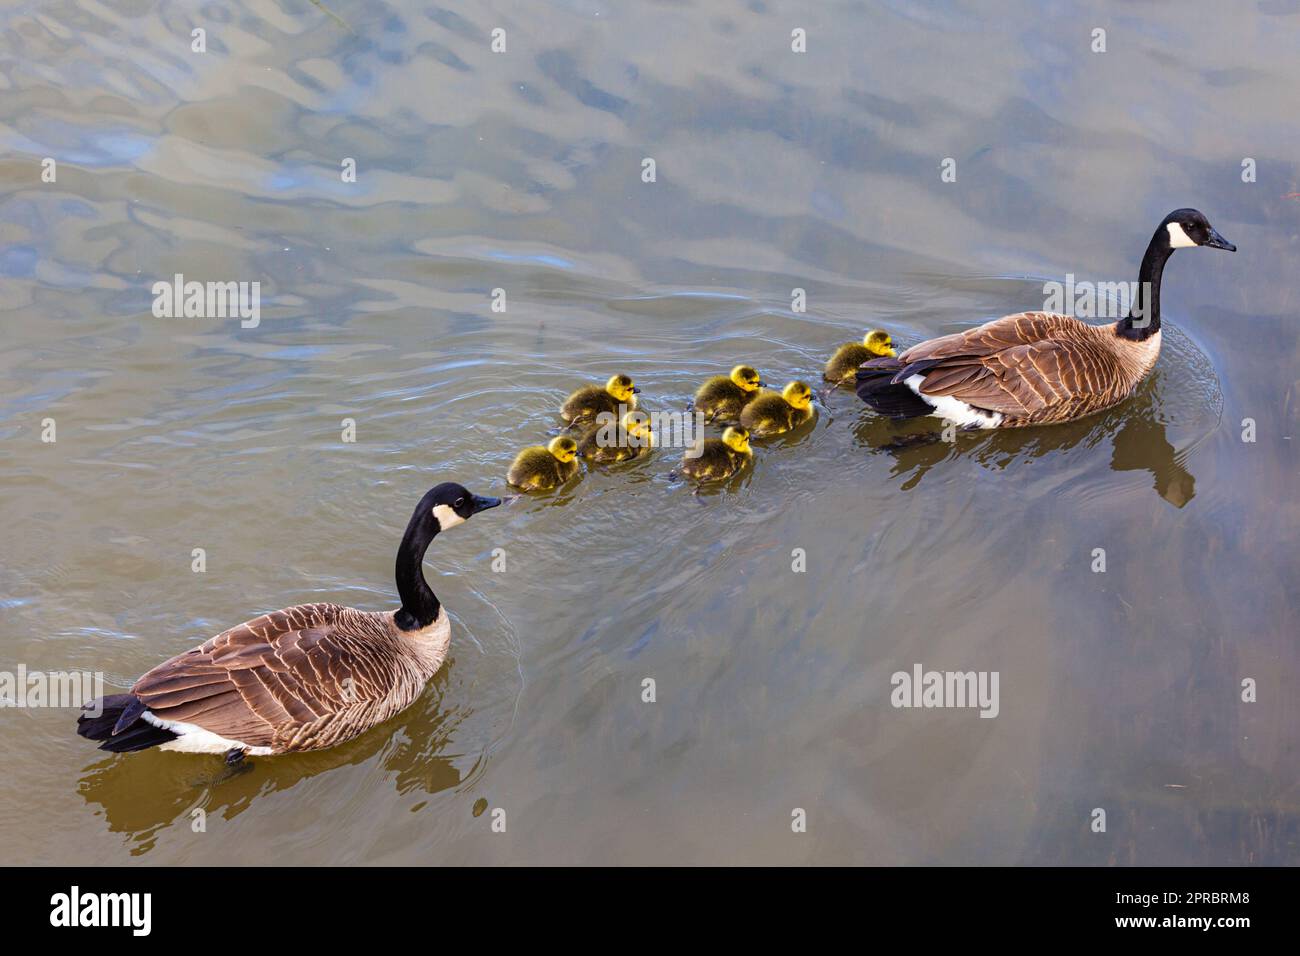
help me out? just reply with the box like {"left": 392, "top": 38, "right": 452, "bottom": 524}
{"left": 896, "top": 313, "right": 1099, "bottom": 417}
{"left": 131, "top": 606, "right": 364, "bottom": 746}
{"left": 907, "top": 339, "right": 1083, "bottom": 417}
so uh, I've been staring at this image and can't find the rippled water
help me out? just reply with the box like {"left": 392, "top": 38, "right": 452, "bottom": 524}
{"left": 1, "top": 1, "right": 1296, "bottom": 864}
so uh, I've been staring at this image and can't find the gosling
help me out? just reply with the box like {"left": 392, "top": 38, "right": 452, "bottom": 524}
{"left": 561, "top": 374, "right": 640, "bottom": 426}
{"left": 507, "top": 435, "right": 580, "bottom": 491}
{"left": 824, "top": 329, "right": 896, "bottom": 385}
{"left": 693, "top": 365, "right": 765, "bottom": 422}
{"left": 679, "top": 426, "right": 753, "bottom": 482}
{"left": 739, "top": 381, "right": 815, "bottom": 437}
{"left": 578, "top": 411, "right": 655, "bottom": 464}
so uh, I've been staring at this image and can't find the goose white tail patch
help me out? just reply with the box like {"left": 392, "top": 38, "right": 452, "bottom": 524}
{"left": 1166, "top": 222, "right": 1196, "bottom": 248}
{"left": 432, "top": 503, "right": 465, "bottom": 531}
{"left": 141, "top": 710, "right": 274, "bottom": 755}
{"left": 904, "top": 375, "right": 1004, "bottom": 429}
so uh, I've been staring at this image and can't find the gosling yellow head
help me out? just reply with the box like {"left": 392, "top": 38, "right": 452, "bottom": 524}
{"left": 722, "top": 426, "right": 752, "bottom": 455}
{"left": 547, "top": 435, "right": 578, "bottom": 462}
{"left": 605, "top": 374, "right": 639, "bottom": 403}
{"left": 782, "top": 380, "right": 813, "bottom": 410}
{"left": 864, "top": 329, "right": 896, "bottom": 357}
{"left": 729, "top": 365, "right": 764, "bottom": 392}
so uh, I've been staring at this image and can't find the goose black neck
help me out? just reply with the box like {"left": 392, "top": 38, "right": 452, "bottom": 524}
{"left": 394, "top": 509, "right": 440, "bottom": 631}
{"left": 1117, "top": 228, "right": 1172, "bottom": 341}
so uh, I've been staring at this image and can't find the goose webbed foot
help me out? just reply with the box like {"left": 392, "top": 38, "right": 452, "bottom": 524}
{"left": 192, "top": 751, "right": 254, "bottom": 787}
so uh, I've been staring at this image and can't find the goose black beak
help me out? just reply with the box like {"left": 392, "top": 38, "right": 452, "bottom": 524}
{"left": 631, "top": 386, "right": 641, "bottom": 394}
{"left": 471, "top": 494, "right": 502, "bottom": 513}
{"left": 756, "top": 381, "right": 767, "bottom": 388}
{"left": 1204, "top": 227, "right": 1236, "bottom": 252}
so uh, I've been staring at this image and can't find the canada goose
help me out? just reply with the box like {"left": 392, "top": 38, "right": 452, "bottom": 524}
{"left": 739, "top": 380, "right": 816, "bottom": 437}
{"left": 560, "top": 374, "right": 640, "bottom": 425}
{"left": 693, "top": 365, "right": 765, "bottom": 422}
{"left": 76, "top": 483, "right": 501, "bottom": 759}
{"left": 507, "top": 435, "right": 580, "bottom": 490}
{"left": 679, "top": 425, "right": 753, "bottom": 481}
{"left": 578, "top": 410, "right": 654, "bottom": 463}
{"left": 824, "top": 330, "right": 896, "bottom": 385}
{"left": 856, "top": 208, "right": 1236, "bottom": 428}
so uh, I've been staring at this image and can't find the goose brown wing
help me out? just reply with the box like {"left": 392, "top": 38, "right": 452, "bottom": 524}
{"left": 131, "top": 603, "right": 398, "bottom": 746}
{"left": 898, "top": 312, "right": 1118, "bottom": 418}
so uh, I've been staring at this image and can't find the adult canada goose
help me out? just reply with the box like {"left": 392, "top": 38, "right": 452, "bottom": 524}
{"left": 77, "top": 483, "right": 500, "bottom": 760}
{"left": 856, "top": 209, "right": 1235, "bottom": 428}
{"left": 560, "top": 374, "right": 640, "bottom": 426}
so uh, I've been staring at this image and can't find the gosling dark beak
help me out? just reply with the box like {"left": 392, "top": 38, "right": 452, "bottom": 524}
{"left": 471, "top": 494, "right": 502, "bottom": 513}
{"left": 631, "top": 386, "right": 641, "bottom": 394}
{"left": 756, "top": 381, "right": 767, "bottom": 388}
{"left": 1204, "top": 227, "right": 1236, "bottom": 252}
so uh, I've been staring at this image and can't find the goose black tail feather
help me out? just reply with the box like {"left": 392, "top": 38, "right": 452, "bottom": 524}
{"left": 855, "top": 357, "right": 935, "bottom": 419}
{"left": 78, "top": 693, "right": 178, "bottom": 752}
{"left": 96, "top": 722, "right": 178, "bottom": 753}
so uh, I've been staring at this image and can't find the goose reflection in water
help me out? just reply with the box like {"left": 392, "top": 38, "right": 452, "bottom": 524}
{"left": 75, "top": 682, "right": 480, "bottom": 855}
{"left": 855, "top": 377, "right": 1199, "bottom": 509}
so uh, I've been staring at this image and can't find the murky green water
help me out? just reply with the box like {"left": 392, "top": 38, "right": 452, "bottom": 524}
{"left": 1, "top": 1, "right": 1296, "bottom": 864}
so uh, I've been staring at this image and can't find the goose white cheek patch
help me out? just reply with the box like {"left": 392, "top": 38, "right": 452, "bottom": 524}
{"left": 432, "top": 504, "right": 465, "bottom": 530}
{"left": 1166, "top": 222, "right": 1197, "bottom": 248}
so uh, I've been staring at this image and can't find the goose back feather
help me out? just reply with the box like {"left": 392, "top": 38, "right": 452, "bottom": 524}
{"left": 132, "top": 603, "right": 450, "bottom": 753}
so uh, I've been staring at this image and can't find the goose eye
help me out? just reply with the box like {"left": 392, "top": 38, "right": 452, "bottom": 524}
{"left": 455, "top": 497, "right": 465, "bottom": 509}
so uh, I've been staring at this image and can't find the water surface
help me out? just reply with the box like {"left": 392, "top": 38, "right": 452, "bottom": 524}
{"left": 1, "top": 0, "right": 1296, "bottom": 864}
